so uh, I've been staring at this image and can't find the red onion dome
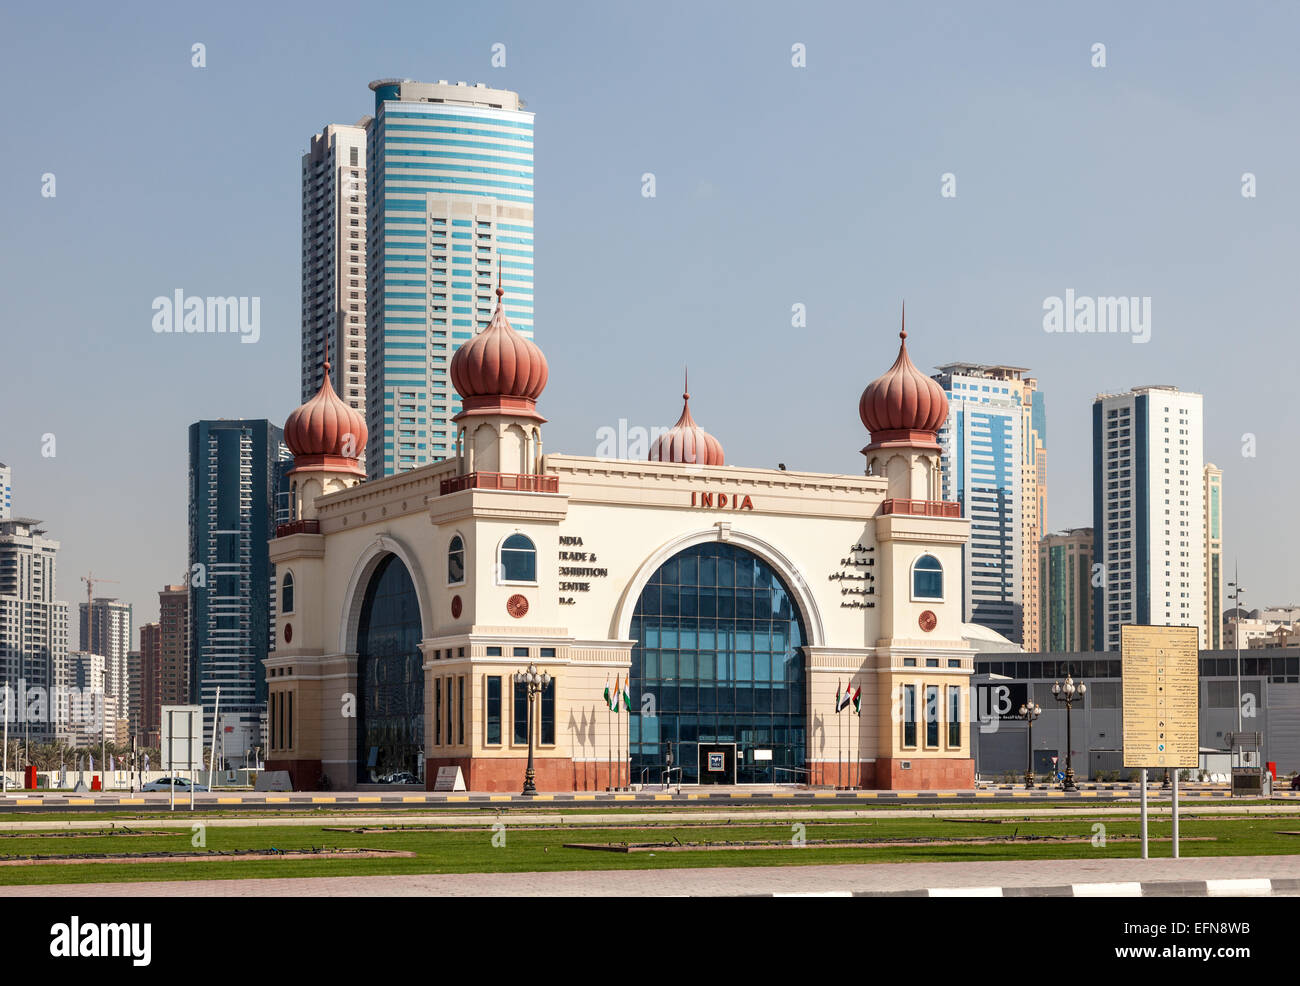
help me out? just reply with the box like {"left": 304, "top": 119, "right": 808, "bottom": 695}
{"left": 450, "top": 285, "right": 548, "bottom": 411}
{"left": 859, "top": 307, "right": 947, "bottom": 450}
{"left": 284, "top": 359, "right": 368, "bottom": 461}
{"left": 649, "top": 373, "right": 726, "bottom": 466}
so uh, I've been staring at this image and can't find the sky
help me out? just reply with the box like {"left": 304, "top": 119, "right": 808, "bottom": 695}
{"left": 2, "top": 1, "right": 1297, "bottom": 639}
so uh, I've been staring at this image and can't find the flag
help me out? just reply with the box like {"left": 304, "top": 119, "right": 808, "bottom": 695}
{"left": 835, "top": 679, "right": 842, "bottom": 712}
{"left": 852, "top": 685, "right": 862, "bottom": 715}
{"left": 108, "top": 754, "right": 115, "bottom": 771}
{"left": 612, "top": 675, "right": 621, "bottom": 714}
{"left": 837, "top": 683, "right": 852, "bottom": 713}
{"left": 603, "top": 678, "right": 612, "bottom": 710}
{"left": 623, "top": 682, "right": 632, "bottom": 712}
{"left": 88, "top": 754, "right": 94, "bottom": 772}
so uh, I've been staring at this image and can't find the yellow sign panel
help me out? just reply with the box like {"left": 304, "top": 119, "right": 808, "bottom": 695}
{"left": 1122, "top": 625, "right": 1199, "bottom": 768}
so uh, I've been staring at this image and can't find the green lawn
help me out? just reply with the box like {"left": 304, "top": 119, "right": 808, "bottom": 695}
{"left": 0, "top": 813, "right": 1297, "bottom": 886}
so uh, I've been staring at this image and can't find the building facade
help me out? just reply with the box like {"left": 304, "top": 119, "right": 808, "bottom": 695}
{"left": 364, "top": 79, "right": 534, "bottom": 480}
{"left": 301, "top": 122, "right": 368, "bottom": 426}
{"left": 0, "top": 517, "right": 70, "bottom": 742}
{"left": 933, "top": 364, "right": 1027, "bottom": 644}
{"left": 157, "top": 584, "right": 189, "bottom": 710}
{"left": 1092, "top": 386, "right": 1206, "bottom": 650}
{"left": 266, "top": 301, "right": 975, "bottom": 791}
{"left": 79, "top": 597, "right": 131, "bottom": 726}
{"left": 1204, "top": 463, "right": 1223, "bottom": 650}
{"left": 0, "top": 463, "right": 10, "bottom": 520}
{"left": 188, "top": 420, "right": 290, "bottom": 747}
{"left": 1039, "top": 528, "right": 1094, "bottom": 652}
{"left": 138, "top": 621, "right": 161, "bottom": 746}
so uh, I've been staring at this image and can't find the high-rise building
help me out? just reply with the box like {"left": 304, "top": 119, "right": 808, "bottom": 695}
{"left": 933, "top": 363, "right": 1028, "bottom": 643}
{"left": 1019, "top": 378, "right": 1048, "bottom": 650}
{"left": 1092, "top": 386, "right": 1206, "bottom": 650}
{"left": 188, "top": 420, "right": 291, "bottom": 746}
{"left": 64, "top": 651, "right": 107, "bottom": 748}
{"left": 1204, "top": 463, "right": 1223, "bottom": 650}
{"left": 1039, "top": 528, "right": 1094, "bottom": 652}
{"left": 0, "top": 463, "right": 11, "bottom": 520}
{"left": 364, "top": 79, "right": 534, "bottom": 479}
{"left": 139, "top": 621, "right": 161, "bottom": 746}
{"left": 0, "top": 516, "right": 70, "bottom": 742}
{"left": 301, "top": 122, "right": 368, "bottom": 431}
{"left": 157, "top": 584, "right": 189, "bottom": 710}
{"left": 79, "top": 597, "right": 132, "bottom": 721}
{"left": 127, "top": 647, "right": 142, "bottom": 739}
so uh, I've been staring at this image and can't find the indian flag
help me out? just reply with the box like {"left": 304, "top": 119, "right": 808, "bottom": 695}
{"left": 623, "top": 680, "right": 633, "bottom": 712}
{"left": 604, "top": 678, "right": 612, "bottom": 709}
{"left": 612, "top": 675, "right": 622, "bottom": 713}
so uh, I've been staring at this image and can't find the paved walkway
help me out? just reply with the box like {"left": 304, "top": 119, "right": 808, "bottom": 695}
{"left": 5, "top": 855, "right": 1299, "bottom": 897}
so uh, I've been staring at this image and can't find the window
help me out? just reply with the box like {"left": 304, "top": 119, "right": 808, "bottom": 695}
{"left": 486, "top": 676, "right": 502, "bottom": 744}
{"left": 541, "top": 679, "right": 555, "bottom": 745}
{"left": 458, "top": 675, "right": 465, "bottom": 745}
{"left": 448, "top": 535, "right": 465, "bottom": 584}
{"left": 948, "top": 686, "right": 961, "bottom": 746}
{"left": 281, "top": 571, "right": 295, "bottom": 614}
{"left": 903, "top": 685, "right": 917, "bottom": 747}
{"left": 500, "top": 533, "right": 537, "bottom": 582}
{"left": 514, "top": 680, "right": 529, "bottom": 744}
{"left": 912, "top": 555, "right": 943, "bottom": 600}
{"left": 434, "top": 678, "right": 442, "bottom": 746}
{"left": 926, "top": 685, "right": 940, "bottom": 747}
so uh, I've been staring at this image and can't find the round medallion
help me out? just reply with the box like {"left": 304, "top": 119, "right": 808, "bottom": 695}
{"left": 451, "top": 595, "right": 463, "bottom": 619}
{"left": 918, "top": 610, "right": 937, "bottom": 633}
{"left": 507, "top": 594, "right": 529, "bottom": 619}
{"left": 284, "top": 623, "right": 293, "bottom": 643}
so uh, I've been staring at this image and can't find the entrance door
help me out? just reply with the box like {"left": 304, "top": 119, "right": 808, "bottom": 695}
{"left": 697, "top": 743, "right": 737, "bottom": 784}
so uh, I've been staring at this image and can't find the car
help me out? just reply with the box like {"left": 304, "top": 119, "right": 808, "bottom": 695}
{"left": 1291, "top": 773, "right": 1300, "bottom": 791}
{"left": 142, "top": 777, "right": 209, "bottom": 792}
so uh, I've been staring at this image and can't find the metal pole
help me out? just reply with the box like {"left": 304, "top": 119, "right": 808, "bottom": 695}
{"left": 1139, "top": 768, "right": 1148, "bottom": 859}
{"left": 1234, "top": 563, "right": 1242, "bottom": 766}
{"left": 1171, "top": 769, "right": 1180, "bottom": 858}
{"left": 208, "top": 686, "right": 221, "bottom": 793}
{"left": 168, "top": 710, "right": 174, "bottom": 811}
{"left": 2, "top": 686, "right": 8, "bottom": 795}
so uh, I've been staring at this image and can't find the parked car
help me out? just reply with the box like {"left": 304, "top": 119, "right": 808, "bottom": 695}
{"left": 1290, "top": 773, "right": 1300, "bottom": 791}
{"left": 142, "top": 777, "right": 209, "bottom": 792}
{"left": 375, "top": 771, "right": 420, "bottom": 785}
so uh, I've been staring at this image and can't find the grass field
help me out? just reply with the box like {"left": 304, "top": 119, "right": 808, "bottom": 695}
{"left": 0, "top": 808, "right": 1298, "bottom": 886}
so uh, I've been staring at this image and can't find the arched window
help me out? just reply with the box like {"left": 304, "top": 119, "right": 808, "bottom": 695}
{"left": 448, "top": 535, "right": 465, "bottom": 584}
{"left": 499, "top": 533, "right": 536, "bottom": 583}
{"left": 281, "top": 571, "right": 295, "bottom": 614}
{"left": 912, "top": 554, "right": 943, "bottom": 600}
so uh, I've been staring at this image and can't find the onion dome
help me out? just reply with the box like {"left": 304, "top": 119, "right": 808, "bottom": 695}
{"left": 649, "top": 371, "right": 726, "bottom": 466}
{"left": 859, "top": 305, "right": 948, "bottom": 451}
{"left": 450, "top": 282, "right": 548, "bottom": 420}
{"left": 284, "top": 353, "right": 367, "bottom": 476}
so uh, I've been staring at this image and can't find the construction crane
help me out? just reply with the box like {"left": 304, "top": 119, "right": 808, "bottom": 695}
{"left": 80, "top": 572, "right": 120, "bottom": 649}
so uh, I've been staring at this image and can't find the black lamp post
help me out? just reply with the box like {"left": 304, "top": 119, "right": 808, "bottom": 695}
{"left": 1051, "top": 672, "right": 1086, "bottom": 791}
{"left": 512, "top": 663, "right": 551, "bottom": 796}
{"left": 1019, "top": 701, "right": 1042, "bottom": 789}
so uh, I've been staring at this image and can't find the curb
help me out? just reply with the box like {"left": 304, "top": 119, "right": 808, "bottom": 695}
{"left": 765, "top": 877, "right": 1300, "bottom": 898}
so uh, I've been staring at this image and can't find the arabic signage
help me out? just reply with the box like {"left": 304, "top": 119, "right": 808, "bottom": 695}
{"left": 1121, "top": 625, "right": 1199, "bottom": 768}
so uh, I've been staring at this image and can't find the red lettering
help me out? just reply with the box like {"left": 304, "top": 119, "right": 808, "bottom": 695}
{"left": 718, "top": 493, "right": 728, "bottom": 509}
{"left": 740, "top": 495, "right": 754, "bottom": 510}
{"left": 691, "top": 491, "right": 697, "bottom": 506}
{"left": 702, "top": 492, "right": 713, "bottom": 508}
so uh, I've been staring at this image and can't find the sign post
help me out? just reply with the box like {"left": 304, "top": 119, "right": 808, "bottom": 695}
{"left": 161, "top": 705, "right": 203, "bottom": 813}
{"left": 1122, "top": 625, "right": 1199, "bottom": 858}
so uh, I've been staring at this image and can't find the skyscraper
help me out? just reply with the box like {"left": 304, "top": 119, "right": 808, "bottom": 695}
{"left": 0, "top": 463, "right": 11, "bottom": 520}
{"left": 365, "top": 79, "right": 534, "bottom": 479}
{"left": 157, "top": 584, "right": 189, "bottom": 711}
{"left": 139, "top": 620, "right": 161, "bottom": 745}
{"left": 1204, "top": 463, "right": 1224, "bottom": 650}
{"left": 80, "top": 597, "right": 132, "bottom": 720}
{"left": 933, "top": 363, "right": 1028, "bottom": 643}
{"left": 188, "top": 420, "right": 290, "bottom": 746}
{"left": 1019, "top": 377, "right": 1048, "bottom": 650}
{"left": 301, "top": 122, "right": 368, "bottom": 423}
{"left": 1092, "top": 386, "right": 1206, "bottom": 650}
{"left": 1039, "top": 528, "right": 1094, "bottom": 652}
{"left": 0, "top": 516, "right": 69, "bottom": 742}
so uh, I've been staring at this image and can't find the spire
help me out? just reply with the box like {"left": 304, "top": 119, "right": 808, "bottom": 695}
{"left": 900, "top": 300, "right": 906, "bottom": 341}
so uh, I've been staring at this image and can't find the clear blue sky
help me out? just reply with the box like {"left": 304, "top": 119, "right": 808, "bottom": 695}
{"left": 2, "top": 1, "right": 1297, "bottom": 636}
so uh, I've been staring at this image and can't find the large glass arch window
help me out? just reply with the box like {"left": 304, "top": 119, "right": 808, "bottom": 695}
{"left": 499, "top": 533, "right": 536, "bottom": 583}
{"left": 281, "top": 571, "right": 294, "bottom": 614}
{"left": 912, "top": 554, "right": 943, "bottom": 600}
{"left": 629, "top": 542, "right": 807, "bottom": 783}
{"left": 356, "top": 554, "right": 424, "bottom": 784}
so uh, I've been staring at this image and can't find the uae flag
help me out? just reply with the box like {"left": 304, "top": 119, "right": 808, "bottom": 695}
{"left": 837, "top": 683, "right": 853, "bottom": 712}
{"left": 852, "top": 685, "right": 862, "bottom": 714}
{"left": 835, "top": 679, "right": 842, "bottom": 712}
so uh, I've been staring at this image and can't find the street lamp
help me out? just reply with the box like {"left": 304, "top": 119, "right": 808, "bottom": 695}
{"left": 1019, "top": 701, "right": 1042, "bottom": 788}
{"left": 1227, "top": 566, "right": 1245, "bottom": 768}
{"left": 1051, "top": 671, "right": 1086, "bottom": 791}
{"left": 512, "top": 663, "right": 551, "bottom": 796}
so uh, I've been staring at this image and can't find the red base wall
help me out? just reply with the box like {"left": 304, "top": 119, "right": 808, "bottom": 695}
{"left": 264, "top": 759, "right": 322, "bottom": 792}
{"left": 425, "top": 757, "right": 628, "bottom": 793}
{"left": 874, "top": 757, "right": 974, "bottom": 790}
{"left": 809, "top": 761, "right": 871, "bottom": 788}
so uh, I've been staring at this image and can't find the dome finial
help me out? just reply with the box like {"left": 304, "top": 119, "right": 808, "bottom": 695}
{"left": 324, "top": 334, "right": 331, "bottom": 375}
{"left": 900, "top": 300, "right": 907, "bottom": 341}
{"left": 684, "top": 366, "right": 690, "bottom": 403}
{"left": 496, "top": 249, "right": 504, "bottom": 303}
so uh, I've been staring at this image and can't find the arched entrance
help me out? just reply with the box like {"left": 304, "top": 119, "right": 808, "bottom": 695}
{"left": 356, "top": 553, "right": 424, "bottom": 783}
{"left": 629, "top": 542, "right": 808, "bottom": 784}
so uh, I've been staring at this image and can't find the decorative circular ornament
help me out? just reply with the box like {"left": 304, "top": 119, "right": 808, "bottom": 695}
{"left": 507, "top": 594, "right": 529, "bottom": 619}
{"left": 451, "top": 595, "right": 463, "bottom": 619}
{"left": 918, "top": 610, "right": 937, "bottom": 633}
{"left": 284, "top": 623, "right": 293, "bottom": 643}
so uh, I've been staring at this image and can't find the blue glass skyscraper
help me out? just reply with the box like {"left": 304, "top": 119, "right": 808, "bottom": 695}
{"left": 365, "top": 79, "right": 535, "bottom": 479}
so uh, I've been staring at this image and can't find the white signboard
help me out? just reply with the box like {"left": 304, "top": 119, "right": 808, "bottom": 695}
{"left": 433, "top": 766, "right": 466, "bottom": 792}
{"left": 753, "top": 749, "right": 773, "bottom": 761}
{"left": 161, "top": 705, "right": 203, "bottom": 771}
